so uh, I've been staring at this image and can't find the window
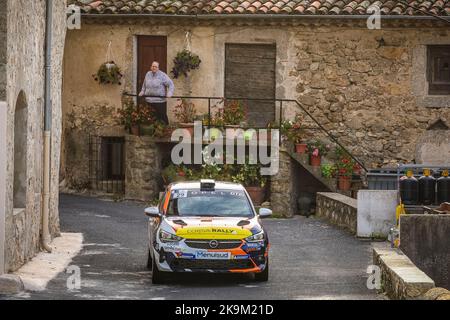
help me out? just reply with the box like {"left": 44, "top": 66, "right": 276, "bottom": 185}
{"left": 427, "top": 45, "right": 450, "bottom": 95}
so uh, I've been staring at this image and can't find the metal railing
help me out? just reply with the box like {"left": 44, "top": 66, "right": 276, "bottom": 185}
{"left": 123, "top": 92, "right": 368, "bottom": 172}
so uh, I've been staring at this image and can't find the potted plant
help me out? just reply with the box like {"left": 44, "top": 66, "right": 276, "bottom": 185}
{"left": 173, "top": 99, "right": 197, "bottom": 136}
{"left": 307, "top": 139, "right": 330, "bottom": 167}
{"left": 117, "top": 100, "right": 141, "bottom": 135}
{"left": 171, "top": 50, "right": 201, "bottom": 79}
{"left": 220, "top": 100, "right": 246, "bottom": 128}
{"left": 162, "top": 164, "right": 193, "bottom": 185}
{"left": 232, "top": 163, "right": 267, "bottom": 206}
{"left": 335, "top": 157, "right": 355, "bottom": 191}
{"left": 321, "top": 163, "right": 336, "bottom": 179}
{"left": 287, "top": 114, "right": 306, "bottom": 154}
{"left": 92, "top": 61, "right": 123, "bottom": 85}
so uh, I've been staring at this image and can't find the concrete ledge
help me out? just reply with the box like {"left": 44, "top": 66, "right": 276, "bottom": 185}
{"left": 13, "top": 232, "right": 83, "bottom": 292}
{"left": 373, "top": 243, "right": 435, "bottom": 300}
{"left": 316, "top": 192, "right": 357, "bottom": 234}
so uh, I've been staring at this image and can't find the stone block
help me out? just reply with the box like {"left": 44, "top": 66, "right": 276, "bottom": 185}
{"left": 373, "top": 243, "right": 435, "bottom": 300}
{"left": 357, "top": 190, "right": 398, "bottom": 238}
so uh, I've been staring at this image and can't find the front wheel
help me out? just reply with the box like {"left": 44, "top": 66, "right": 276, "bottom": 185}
{"left": 254, "top": 258, "right": 269, "bottom": 282}
{"left": 152, "top": 258, "right": 165, "bottom": 284}
{"left": 146, "top": 249, "right": 152, "bottom": 270}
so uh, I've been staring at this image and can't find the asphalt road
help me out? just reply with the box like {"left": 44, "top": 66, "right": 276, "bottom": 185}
{"left": 14, "top": 194, "right": 382, "bottom": 300}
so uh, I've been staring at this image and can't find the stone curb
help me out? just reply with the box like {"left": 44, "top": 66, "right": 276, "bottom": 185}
{"left": 0, "top": 274, "right": 24, "bottom": 295}
{"left": 423, "top": 287, "right": 450, "bottom": 300}
{"left": 373, "top": 243, "right": 435, "bottom": 300}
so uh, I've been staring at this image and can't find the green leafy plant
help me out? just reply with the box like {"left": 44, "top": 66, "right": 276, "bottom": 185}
{"left": 173, "top": 99, "right": 197, "bottom": 124}
{"left": 93, "top": 61, "right": 123, "bottom": 85}
{"left": 321, "top": 164, "right": 336, "bottom": 179}
{"left": 171, "top": 50, "right": 201, "bottom": 79}
{"left": 231, "top": 163, "right": 267, "bottom": 188}
{"left": 162, "top": 164, "right": 193, "bottom": 184}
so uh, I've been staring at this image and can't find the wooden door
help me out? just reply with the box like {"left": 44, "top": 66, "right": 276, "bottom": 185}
{"left": 225, "top": 43, "right": 276, "bottom": 128}
{"left": 137, "top": 36, "right": 167, "bottom": 103}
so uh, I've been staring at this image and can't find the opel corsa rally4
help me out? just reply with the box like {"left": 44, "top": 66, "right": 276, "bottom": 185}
{"left": 145, "top": 180, "right": 272, "bottom": 284}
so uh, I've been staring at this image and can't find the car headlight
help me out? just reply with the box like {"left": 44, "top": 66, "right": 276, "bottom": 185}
{"left": 245, "top": 231, "right": 265, "bottom": 242}
{"left": 159, "top": 229, "right": 183, "bottom": 243}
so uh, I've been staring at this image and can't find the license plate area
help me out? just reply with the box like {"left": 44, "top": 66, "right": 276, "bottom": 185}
{"left": 195, "top": 251, "right": 230, "bottom": 260}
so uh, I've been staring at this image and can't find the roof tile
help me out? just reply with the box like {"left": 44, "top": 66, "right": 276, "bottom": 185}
{"left": 69, "top": 0, "right": 450, "bottom": 16}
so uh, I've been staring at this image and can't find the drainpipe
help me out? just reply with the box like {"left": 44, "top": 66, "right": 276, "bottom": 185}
{"left": 42, "top": 0, "right": 53, "bottom": 253}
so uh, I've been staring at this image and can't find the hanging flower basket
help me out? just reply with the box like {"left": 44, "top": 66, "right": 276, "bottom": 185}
{"left": 171, "top": 49, "right": 201, "bottom": 79}
{"left": 92, "top": 61, "right": 123, "bottom": 85}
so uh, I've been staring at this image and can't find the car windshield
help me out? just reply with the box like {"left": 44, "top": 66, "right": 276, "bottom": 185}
{"left": 166, "top": 189, "right": 254, "bottom": 218}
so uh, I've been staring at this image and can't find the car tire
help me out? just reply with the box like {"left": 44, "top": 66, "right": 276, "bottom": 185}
{"left": 146, "top": 249, "right": 152, "bottom": 270}
{"left": 254, "top": 258, "right": 269, "bottom": 282}
{"left": 152, "top": 258, "right": 165, "bottom": 284}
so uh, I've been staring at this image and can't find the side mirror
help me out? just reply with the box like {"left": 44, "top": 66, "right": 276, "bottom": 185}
{"left": 145, "top": 207, "right": 162, "bottom": 218}
{"left": 259, "top": 208, "right": 272, "bottom": 218}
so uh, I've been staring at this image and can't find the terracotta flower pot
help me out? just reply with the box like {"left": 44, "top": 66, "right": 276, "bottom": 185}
{"left": 338, "top": 176, "right": 352, "bottom": 191}
{"left": 131, "top": 125, "right": 139, "bottom": 136}
{"left": 245, "top": 186, "right": 265, "bottom": 206}
{"left": 310, "top": 154, "right": 321, "bottom": 167}
{"left": 179, "top": 123, "right": 194, "bottom": 137}
{"left": 295, "top": 143, "right": 307, "bottom": 154}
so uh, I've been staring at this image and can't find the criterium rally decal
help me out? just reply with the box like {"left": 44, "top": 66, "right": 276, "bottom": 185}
{"left": 176, "top": 226, "right": 252, "bottom": 240}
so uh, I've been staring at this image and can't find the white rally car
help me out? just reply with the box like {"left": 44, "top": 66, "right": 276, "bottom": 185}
{"left": 145, "top": 180, "right": 272, "bottom": 284}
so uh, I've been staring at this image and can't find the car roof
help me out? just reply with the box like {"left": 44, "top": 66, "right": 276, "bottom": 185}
{"left": 169, "top": 181, "right": 245, "bottom": 191}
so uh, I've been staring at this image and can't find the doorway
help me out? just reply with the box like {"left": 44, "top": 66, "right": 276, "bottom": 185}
{"left": 137, "top": 36, "right": 167, "bottom": 105}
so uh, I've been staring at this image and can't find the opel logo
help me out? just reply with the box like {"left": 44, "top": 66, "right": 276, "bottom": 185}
{"left": 209, "top": 240, "right": 219, "bottom": 249}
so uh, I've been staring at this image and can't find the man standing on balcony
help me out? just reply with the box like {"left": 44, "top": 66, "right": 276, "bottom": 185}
{"left": 139, "top": 61, "right": 175, "bottom": 125}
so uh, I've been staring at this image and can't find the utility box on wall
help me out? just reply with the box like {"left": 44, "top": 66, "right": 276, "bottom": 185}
{"left": 357, "top": 190, "right": 398, "bottom": 238}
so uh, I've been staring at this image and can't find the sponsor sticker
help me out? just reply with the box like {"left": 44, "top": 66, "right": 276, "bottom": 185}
{"left": 161, "top": 244, "right": 183, "bottom": 252}
{"left": 232, "top": 254, "right": 249, "bottom": 260}
{"left": 195, "top": 251, "right": 230, "bottom": 260}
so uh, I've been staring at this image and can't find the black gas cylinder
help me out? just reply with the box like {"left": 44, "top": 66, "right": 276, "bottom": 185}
{"left": 437, "top": 170, "right": 450, "bottom": 204}
{"left": 400, "top": 170, "right": 419, "bottom": 205}
{"left": 419, "top": 169, "right": 436, "bottom": 205}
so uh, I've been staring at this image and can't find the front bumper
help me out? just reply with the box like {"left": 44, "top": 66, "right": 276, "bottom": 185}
{"left": 153, "top": 239, "right": 268, "bottom": 273}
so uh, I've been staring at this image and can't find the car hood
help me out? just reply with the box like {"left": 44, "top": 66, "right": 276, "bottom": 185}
{"left": 163, "top": 216, "right": 262, "bottom": 240}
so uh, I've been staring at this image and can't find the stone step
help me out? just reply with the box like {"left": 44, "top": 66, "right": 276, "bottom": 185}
{"left": 287, "top": 150, "right": 338, "bottom": 193}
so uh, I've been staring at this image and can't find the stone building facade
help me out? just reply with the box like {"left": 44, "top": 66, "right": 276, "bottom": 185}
{"left": 61, "top": 1, "right": 450, "bottom": 214}
{"left": 0, "top": 0, "right": 67, "bottom": 274}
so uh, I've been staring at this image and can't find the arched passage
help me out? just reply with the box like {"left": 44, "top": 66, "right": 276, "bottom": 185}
{"left": 13, "top": 91, "right": 28, "bottom": 209}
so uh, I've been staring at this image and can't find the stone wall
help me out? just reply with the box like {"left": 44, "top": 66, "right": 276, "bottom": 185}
{"left": 400, "top": 215, "right": 450, "bottom": 290}
{"left": 270, "top": 150, "right": 296, "bottom": 218}
{"left": 0, "top": 0, "right": 6, "bottom": 100}
{"left": 316, "top": 192, "right": 357, "bottom": 234}
{"left": 3, "top": 0, "right": 67, "bottom": 272}
{"left": 125, "top": 135, "right": 162, "bottom": 202}
{"left": 373, "top": 243, "right": 435, "bottom": 300}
